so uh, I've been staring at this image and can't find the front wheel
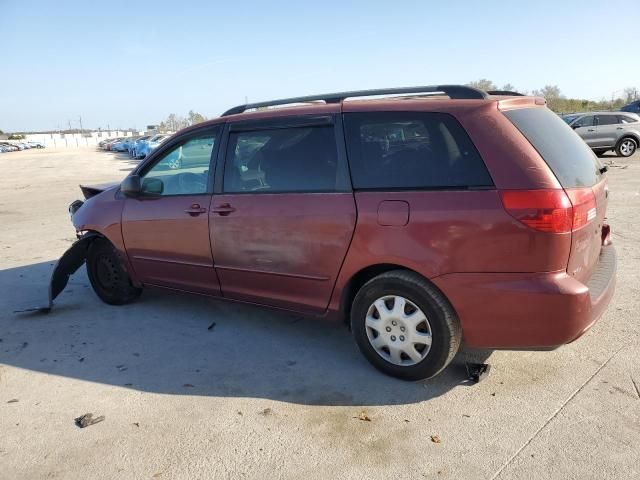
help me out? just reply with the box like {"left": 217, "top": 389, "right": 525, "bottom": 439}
{"left": 350, "top": 270, "right": 461, "bottom": 381}
{"left": 616, "top": 137, "right": 637, "bottom": 157}
{"left": 86, "top": 239, "right": 142, "bottom": 305}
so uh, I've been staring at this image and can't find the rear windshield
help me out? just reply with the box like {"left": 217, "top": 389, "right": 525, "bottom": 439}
{"left": 504, "top": 107, "right": 603, "bottom": 187}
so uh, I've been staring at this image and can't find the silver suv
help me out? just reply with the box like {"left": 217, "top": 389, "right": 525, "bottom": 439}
{"left": 562, "top": 111, "right": 640, "bottom": 157}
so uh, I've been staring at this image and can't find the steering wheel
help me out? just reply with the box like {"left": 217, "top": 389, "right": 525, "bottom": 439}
{"left": 177, "top": 172, "right": 206, "bottom": 193}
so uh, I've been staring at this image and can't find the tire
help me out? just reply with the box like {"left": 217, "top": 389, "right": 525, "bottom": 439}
{"left": 350, "top": 270, "right": 462, "bottom": 381}
{"left": 615, "top": 137, "right": 637, "bottom": 157}
{"left": 86, "top": 238, "right": 142, "bottom": 305}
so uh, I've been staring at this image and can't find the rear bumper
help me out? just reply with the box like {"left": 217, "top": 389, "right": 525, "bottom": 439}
{"left": 432, "top": 244, "right": 616, "bottom": 349}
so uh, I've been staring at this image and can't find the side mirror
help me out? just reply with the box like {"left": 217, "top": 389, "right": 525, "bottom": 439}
{"left": 121, "top": 175, "right": 141, "bottom": 196}
{"left": 572, "top": 124, "right": 581, "bottom": 129}
{"left": 142, "top": 177, "right": 163, "bottom": 195}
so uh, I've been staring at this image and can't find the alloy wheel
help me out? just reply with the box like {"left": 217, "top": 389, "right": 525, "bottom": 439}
{"left": 620, "top": 139, "right": 636, "bottom": 157}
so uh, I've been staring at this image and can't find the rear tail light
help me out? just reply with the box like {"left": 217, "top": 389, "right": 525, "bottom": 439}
{"left": 565, "top": 188, "right": 597, "bottom": 230}
{"left": 500, "top": 188, "right": 596, "bottom": 233}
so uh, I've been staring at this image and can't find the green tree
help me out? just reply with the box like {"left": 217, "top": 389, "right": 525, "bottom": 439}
{"left": 188, "top": 110, "right": 207, "bottom": 125}
{"left": 624, "top": 87, "right": 639, "bottom": 103}
{"left": 466, "top": 79, "right": 497, "bottom": 92}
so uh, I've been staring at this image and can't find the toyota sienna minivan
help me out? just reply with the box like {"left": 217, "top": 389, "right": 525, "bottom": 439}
{"left": 50, "top": 85, "right": 616, "bottom": 380}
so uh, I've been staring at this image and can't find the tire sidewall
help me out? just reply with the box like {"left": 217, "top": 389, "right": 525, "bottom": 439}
{"left": 86, "top": 239, "right": 140, "bottom": 305}
{"left": 351, "top": 276, "right": 456, "bottom": 381}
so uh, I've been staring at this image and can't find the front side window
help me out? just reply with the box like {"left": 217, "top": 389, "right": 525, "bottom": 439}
{"left": 574, "top": 115, "right": 594, "bottom": 127}
{"left": 140, "top": 133, "right": 217, "bottom": 196}
{"left": 344, "top": 112, "right": 493, "bottom": 190}
{"left": 223, "top": 126, "right": 339, "bottom": 193}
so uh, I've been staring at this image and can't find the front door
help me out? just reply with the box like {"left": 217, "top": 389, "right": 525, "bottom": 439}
{"left": 211, "top": 118, "right": 356, "bottom": 313}
{"left": 122, "top": 128, "right": 222, "bottom": 295}
{"left": 573, "top": 114, "right": 598, "bottom": 146}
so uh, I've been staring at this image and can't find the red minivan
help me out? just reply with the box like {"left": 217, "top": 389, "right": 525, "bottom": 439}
{"left": 55, "top": 86, "right": 615, "bottom": 380}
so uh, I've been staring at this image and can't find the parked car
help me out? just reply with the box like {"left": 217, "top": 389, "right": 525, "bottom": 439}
{"left": 0, "top": 142, "right": 19, "bottom": 152}
{"left": 53, "top": 85, "right": 615, "bottom": 381}
{"left": 562, "top": 111, "right": 640, "bottom": 157}
{"left": 129, "top": 136, "right": 150, "bottom": 157}
{"left": 136, "top": 134, "right": 169, "bottom": 158}
{"left": 111, "top": 139, "right": 132, "bottom": 152}
{"left": 621, "top": 100, "right": 640, "bottom": 114}
{"left": 103, "top": 138, "right": 123, "bottom": 151}
{"left": 27, "top": 141, "right": 46, "bottom": 148}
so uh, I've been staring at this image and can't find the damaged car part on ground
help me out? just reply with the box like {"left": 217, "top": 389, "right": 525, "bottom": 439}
{"left": 34, "top": 85, "right": 616, "bottom": 381}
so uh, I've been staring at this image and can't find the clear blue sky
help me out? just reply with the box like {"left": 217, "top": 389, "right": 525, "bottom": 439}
{"left": 1, "top": 0, "right": 638, "bottom": 132}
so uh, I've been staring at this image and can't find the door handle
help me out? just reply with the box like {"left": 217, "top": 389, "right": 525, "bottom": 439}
{"left": 184, "top": 203, "right": 207, "bottom": 216}
{"left": 587, "top": 129, "right": 595, "bottom": 132}
{"left": 211, "top": 203, "right": 236, "bottom": 216}
{"left": 616, "top": 127, "right": 623, "bottom": 130}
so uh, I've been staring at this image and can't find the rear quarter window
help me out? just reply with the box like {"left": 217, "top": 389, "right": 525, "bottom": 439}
{"left": 343, "top": 112, "right": 493, "bottom": 190}
{"left": 503, "top": 107, "right": 603, "bottom": 188}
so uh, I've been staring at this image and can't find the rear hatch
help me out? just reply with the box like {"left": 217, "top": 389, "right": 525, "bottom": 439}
{"left": 502, "top": 106, "right": 608, "bottom": 284}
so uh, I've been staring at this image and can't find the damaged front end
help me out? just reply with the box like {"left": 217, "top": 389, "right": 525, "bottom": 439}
{"left": 16, "top": 232, "right": 101, "bottom": 313}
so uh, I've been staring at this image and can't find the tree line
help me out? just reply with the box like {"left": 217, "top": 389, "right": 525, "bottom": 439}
{"left": 467, "top": 79, "right": 638, "bottom": 113}
{"left": 157, "top": 110, "right": 207, "bottom": 132}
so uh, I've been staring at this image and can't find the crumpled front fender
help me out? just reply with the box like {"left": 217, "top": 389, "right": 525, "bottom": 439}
{"left": 16, "top": 232, "right": 101, "bottom": 313}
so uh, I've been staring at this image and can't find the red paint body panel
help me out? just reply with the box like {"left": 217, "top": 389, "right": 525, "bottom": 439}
{"left": 121, "top": 195, "right": 220, "bottom": 295}
{"left": 210, "top": 193, "right": 356, "bottom": 313}
{"left": 432, "top": 244, "right": 616, "bottom": 348}
{"left": 328, "top": 190, "right": 572, "bottom": 315}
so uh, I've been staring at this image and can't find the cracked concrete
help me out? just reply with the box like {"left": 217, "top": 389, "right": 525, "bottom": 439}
{"left": 1, "top": 147, "right": 639, "bottom": 479}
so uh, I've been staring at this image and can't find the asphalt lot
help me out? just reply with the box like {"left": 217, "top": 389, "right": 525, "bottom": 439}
{"left": 1, "top": 147, "right": 639, "bottom": 480}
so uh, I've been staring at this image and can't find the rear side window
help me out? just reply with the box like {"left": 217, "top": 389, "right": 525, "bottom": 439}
{"left": 224, "top": 126, "right": 339, "bottom": 193}
{"left": 503, "top": 108, "right": 602, "bottom": 188}
{"left": 344, "top": 112, "right": 493, "bottom": 190}
{"left": 619, "top": 115, "right": 637, "bottom": 124}
{"left": 596, "top": 115, "right": 619, "bottom": 126}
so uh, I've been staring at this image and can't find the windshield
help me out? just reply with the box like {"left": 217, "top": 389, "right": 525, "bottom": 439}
{"left": 561, "top": 114, "right": 579, "bottom": 124}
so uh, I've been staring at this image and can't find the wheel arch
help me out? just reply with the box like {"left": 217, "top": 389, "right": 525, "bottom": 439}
{"left": 338, "top": 263, "right": 452, "bottom": 323}
{"left": 617, "top": 133, "right": 640, "bottom": 146}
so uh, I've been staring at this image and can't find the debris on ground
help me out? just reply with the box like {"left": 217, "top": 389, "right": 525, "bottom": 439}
{"left": 132, "top": 422, "right": 140, "bottom": 428}
{"left": 116, "top": 365, "right": 128, "bottom": 372}
{"left": 259, "top": 408, "right": 273, "bottom": 416}
{"left": 7, "top": 399, "right": 19, "bottom": 404}
{"left": 75, "top": 413, "right": 105, "bottom": 428}
{"left": 207, "top": 321, "right": 216, "bottom": 331}
{"left": 183, "top": 383, "right": 194, "bottom": 388}
{"left": 355, "top": 411, "right": 371, "bottom": 422}
{"left": 286, "top": 360, "right": 297, "bottom": 366}
{"left": 78, "top": 357, "right": 85, "bottom": 362}
{"left": 431, "top": 435, "right": 441, "bottom": 444}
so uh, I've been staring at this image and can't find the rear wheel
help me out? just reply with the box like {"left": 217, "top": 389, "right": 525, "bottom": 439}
{"left": 86, "top": 239, "right": 142, "bottom": 305}
{"left": 615, "top": 137, "right": 637, "bottom": 157}
{"left": 350, "top": 270, "right": 461, "bottom": 381}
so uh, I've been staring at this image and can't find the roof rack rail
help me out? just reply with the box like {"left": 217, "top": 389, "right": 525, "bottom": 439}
{"left": 221, "top": 85, "right": 489, "bottom": 116}
{"left": 486, "top": 90, "right": 524, "bottom": 96}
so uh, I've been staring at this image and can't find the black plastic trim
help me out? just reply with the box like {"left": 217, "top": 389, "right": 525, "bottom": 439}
{"left": 222, "top": 85, "right": 489, "bottom": 116}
